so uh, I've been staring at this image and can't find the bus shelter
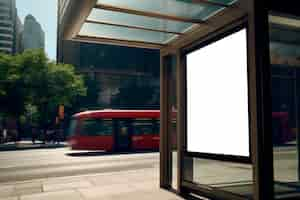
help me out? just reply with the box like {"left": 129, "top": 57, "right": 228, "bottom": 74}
{"left": 59, "top": 0, "right": 300, "bottom": 199}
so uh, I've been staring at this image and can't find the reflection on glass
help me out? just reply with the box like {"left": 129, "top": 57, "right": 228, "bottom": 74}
{"left": 88, "top": 8, "right": 193, "bottom": 34}
{"left": 183, "top": 157, "right": 253, "bottom": 198}
{"left": 269, "top": 13, "right": 300, "bottom": 199}
{"left": 79, "top": 22, "right": 176, "bottom": 44}
{"left": 164, "top": 55, "right": 178, "bottom": 190}
{"left": 208, "top": 0, "right": 237, "bottom": 4}
{"left": 169, "top": 56, "right": 178, "bottom": 190}
{"left": 97, "top": 0, "right": 224, "bottom": 20}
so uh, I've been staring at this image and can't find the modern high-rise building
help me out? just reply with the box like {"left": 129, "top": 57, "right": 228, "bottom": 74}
{"left": 14, "top": 15, "right": 23, "bottom": 53}
{"left": 22, "top": 14, "right": 45, "bottom": 51}
{"left": 0, "top": 0, "right": 17, "bottom": 54}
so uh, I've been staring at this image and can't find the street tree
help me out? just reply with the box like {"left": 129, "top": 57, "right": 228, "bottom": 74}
{"left": 0, "top": 49, "right": 87, "bottom": 140}
{"left": 19, "top": 49, "right": 86, "bottom": 135}
{"left": 0, "top": 53, "right": 25, "bottom": 118}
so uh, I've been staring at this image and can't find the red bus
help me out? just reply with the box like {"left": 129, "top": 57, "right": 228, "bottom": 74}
{"left": 272, "top": 112, "right": 294, "bottom": 145}
{"left": 68, "top": 109, "right": 160, "bottom": 151}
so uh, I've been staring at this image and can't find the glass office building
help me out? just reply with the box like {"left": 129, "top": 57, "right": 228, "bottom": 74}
{"left": 58, "top": 0, "right": 299, "bottom": 199}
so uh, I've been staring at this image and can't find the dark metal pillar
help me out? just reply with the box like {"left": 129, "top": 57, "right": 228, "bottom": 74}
{"left": 160, "top": 54, "right": 171, "bottom": 189}
{"left": 247, "top": 0, "right": 274, "bottom": 199}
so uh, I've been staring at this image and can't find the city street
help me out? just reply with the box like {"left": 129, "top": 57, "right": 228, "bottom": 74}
{"left": 0, "top": 148, "right": 183, "bottom": 200}
{"left": 0, "top": 145, "right": 298, "bottom": 200}
{"left": 0, "top": 147, "right": 159, "bottom": 183}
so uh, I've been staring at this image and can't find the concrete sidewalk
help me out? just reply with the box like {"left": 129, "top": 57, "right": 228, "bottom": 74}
{"left": 0, "top": 168, "right": 184, "bottom": 200}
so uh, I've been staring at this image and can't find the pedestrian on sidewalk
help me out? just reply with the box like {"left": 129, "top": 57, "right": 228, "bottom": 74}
{"left": 32, "top": 126, "right": 37, "bottom": 144}
{"left": 1, "top": 129, "right": 7, "bottom": 143}
{"left": 3, "top": 129, "right": 7, "bottom": 142}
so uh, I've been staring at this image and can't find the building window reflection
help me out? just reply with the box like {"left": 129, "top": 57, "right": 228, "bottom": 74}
{"left": 269, "top": 13, "right": 300, "bottom": 198}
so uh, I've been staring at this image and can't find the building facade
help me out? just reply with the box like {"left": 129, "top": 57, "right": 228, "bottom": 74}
{"left": 58, "top": 39, "right": 160, "bottom": 110}
{"left": 0, "top": 0, "right": 18, "bottom": 54}
{"left": 57, "top": 1, "right": 160, "bottom": 110}
{"left": 22, "top": 14, "right": 44, "bottom": 51}
{"left": 15, "top": 15, "right": 23, "bottom": 53}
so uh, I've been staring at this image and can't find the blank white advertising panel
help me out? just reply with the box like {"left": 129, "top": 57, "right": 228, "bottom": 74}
{"left": 187, "top": 29, "right": 250, "bottom": 157}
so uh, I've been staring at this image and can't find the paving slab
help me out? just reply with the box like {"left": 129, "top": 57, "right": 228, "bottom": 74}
{"left": 140, "top": 189, "right": 184, "bottom": 200}
{"left": 20, "top": 189, "right": 83, "bottom": 200}
{"left": 78, "top": 183, "right": 139, "bottom": 199}
{"left": 130, "top": 180, "right": 159, "bottom": 191}
{"left": 1, "top": 170, "right": 189, "bottom": 200}
{"left": 0, "top": 185, "right": 15, "bottom": 198}
{"left": 107, "top": 192, "right": 152, "bottom": 200}
{"left": 15, "top": 182, "right": 43, "bottom": 196}
{"left": 43, "top": 175, "right": 88, "bottom": 185}
{"left": 87, "top": 174, "right": 129, "bottom": 186}
{"left": 0, "top": 197, "right": 18, "bottom": 200}
{"left": 107, "top": 189, "right": 183, "bottom": 200}
{"left": 43, "top": 180, "right": 93, "bottom": 192}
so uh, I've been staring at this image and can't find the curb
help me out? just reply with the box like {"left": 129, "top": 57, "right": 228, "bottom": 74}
{"left": 0, "top": 144, "right": 67, "bottom": 152}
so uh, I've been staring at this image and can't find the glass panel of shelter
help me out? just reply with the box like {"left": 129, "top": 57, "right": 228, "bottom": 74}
{"left": 269, "top": 13, "right": 300, "bottom": 199}
{"left": 166, "top": 55, "right": 178, "bottom": 190}
{"left": 79, "top": 0, "right": 243, "bottom": 47}
{"left": 79, "top": 22, "right": 177, "bottom": 44}
{"left": 96, "top": 0, "right": 230, "bottom": 20}
{"left": 178, "top": 11, "right": 300, "bottom": 200}
{"left": 87, "top": 8, "right": 194, "bottom": 34}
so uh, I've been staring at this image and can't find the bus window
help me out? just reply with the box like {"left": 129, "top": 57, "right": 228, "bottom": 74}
{"left": 133, "top": 119, "right": 154, "bottom": 135}
{"left": 117, "top": 120, "right": 132, "bottom": 150}
{"left": 81, "top": 119, "right": 113, "bottom": 136}
{"left": 119, "top": 120, "right": 132, "bottom": 135}
{"left": 153, "top": 119, "right": 160, "bottom": 135}
{"left": 68, "top": 118, "right": 78, "bottom": 137}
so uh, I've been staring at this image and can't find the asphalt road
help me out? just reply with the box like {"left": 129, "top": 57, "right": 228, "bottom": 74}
{"left": 0, "top": 148, "right": 159, "bottom": 183}
{"left": 0, "top": 145, "right": 297, "bottom": 185}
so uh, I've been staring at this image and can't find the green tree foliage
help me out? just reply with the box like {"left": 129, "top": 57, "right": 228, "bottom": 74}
{"left": 0, "top": 53, "right": 20, "bottom": 89}
{"left": 19, "top": 50, "right": 86, "bottom": 107}
{"left": 0, "top": 53, "right": 25, "bottom": 117}
{"left": 72, "top": 75, "right": 101, "bottom": 112}
{"left": 0, "top": 49, "right": 86, "bottom": 133}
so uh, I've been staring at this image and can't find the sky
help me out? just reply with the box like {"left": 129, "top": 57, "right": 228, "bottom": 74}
{"left": 16, "top": 0, "right": 58, "bottom": 61}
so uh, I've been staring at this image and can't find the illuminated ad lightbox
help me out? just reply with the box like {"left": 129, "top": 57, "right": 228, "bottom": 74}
{"left": 186, "top": 28, "right": 250, "bottom": 158}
